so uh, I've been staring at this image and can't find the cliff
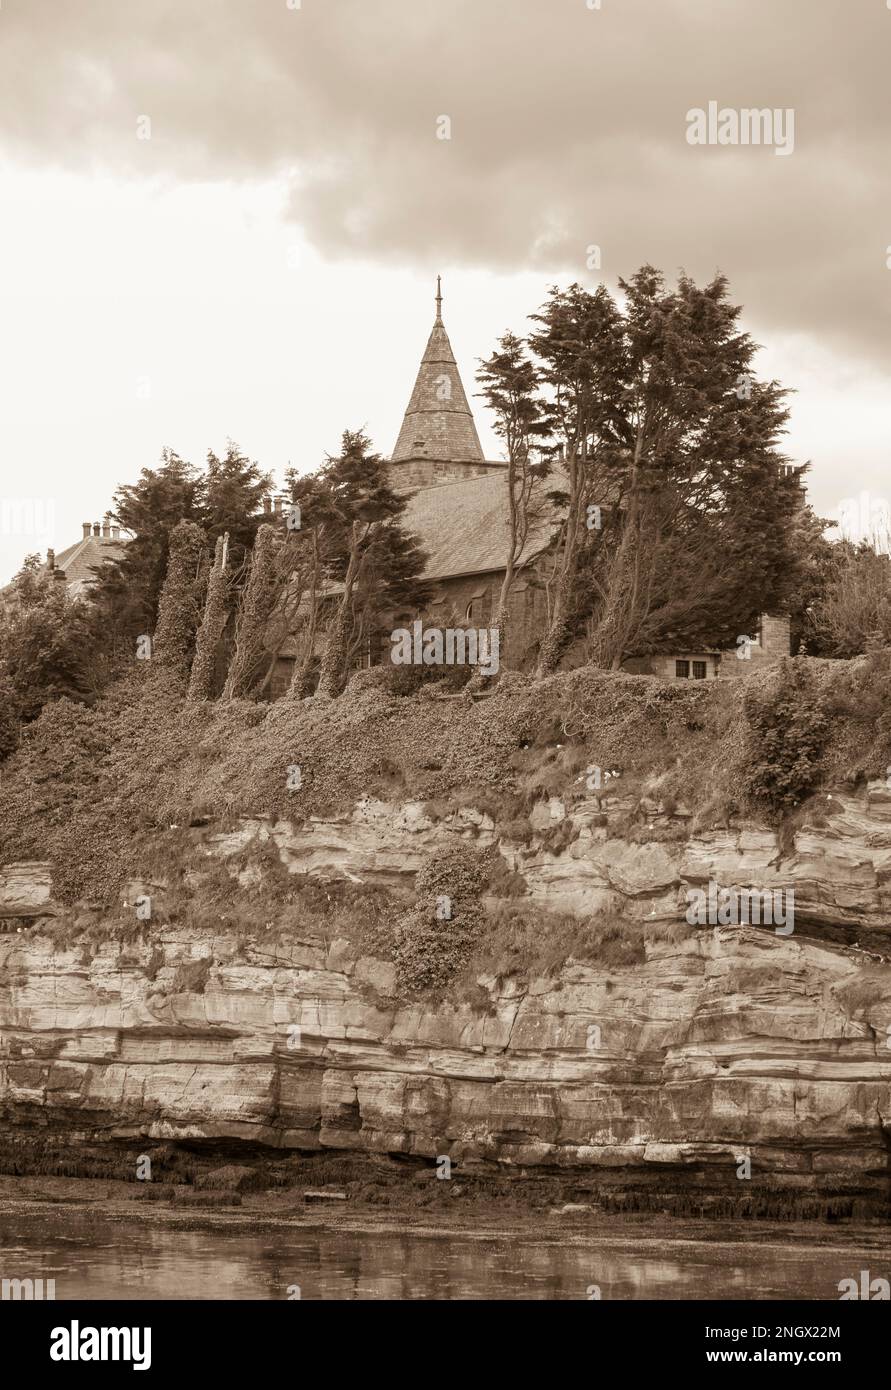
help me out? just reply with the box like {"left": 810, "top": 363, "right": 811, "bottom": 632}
{"left": 2, "top": 783, "right": 890, "bottom": 1216}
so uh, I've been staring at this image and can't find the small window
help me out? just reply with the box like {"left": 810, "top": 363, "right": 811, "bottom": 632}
{"left": 692, "top": 660, "right": 707, "bottom": 680}
{"left": 675, "top": 660, "right": 690, "bottom": 678}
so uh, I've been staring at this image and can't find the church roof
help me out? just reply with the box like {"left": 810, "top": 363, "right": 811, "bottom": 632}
{"left": 392, "top": 278, "right": 485, "bottom": 465}
{"left": 401, "top": 468, "right": 561, "bottom": 580}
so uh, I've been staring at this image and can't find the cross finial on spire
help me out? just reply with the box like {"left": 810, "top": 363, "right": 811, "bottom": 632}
{"left": 435, "top": 274, "right": 443, "bottom": 323}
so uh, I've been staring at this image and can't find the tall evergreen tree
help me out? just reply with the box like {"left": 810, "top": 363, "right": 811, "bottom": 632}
{"left": 314, "top": 430, "right": 431, "bottom": 697}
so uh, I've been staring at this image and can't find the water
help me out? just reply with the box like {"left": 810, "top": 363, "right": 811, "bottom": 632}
{"left": 0, "top": 1208, "right": 885, "bottom": 1300}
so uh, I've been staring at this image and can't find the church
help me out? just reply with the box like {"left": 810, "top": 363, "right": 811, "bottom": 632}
{"left": 49, "top": 279, "right": 792, "bottom": 689}
{"left": 288, "top": 278, "right": 792, "bottom": 687}
{"left": 379, "top": 276, "right": 557, "bottom": 674}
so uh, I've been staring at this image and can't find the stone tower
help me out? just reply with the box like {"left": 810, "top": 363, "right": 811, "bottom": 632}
{"left": 390, "top": 278, "right": 500, "bottom": 493}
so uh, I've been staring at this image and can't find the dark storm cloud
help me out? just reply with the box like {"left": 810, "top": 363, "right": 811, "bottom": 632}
{"left": 2, "top": 0, "right": 889, "bottom": 361}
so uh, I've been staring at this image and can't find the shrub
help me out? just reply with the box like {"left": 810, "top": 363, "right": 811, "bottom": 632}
{"left": 742, "top": 659, "right": 830, "bottom": 814}
{"left": 394, "top": 844, "right": 486, "bottom": 994}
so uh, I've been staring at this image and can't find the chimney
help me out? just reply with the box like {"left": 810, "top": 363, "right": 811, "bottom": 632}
{"left": 92, "top": 523, "right": 100, "bottom": 537}
{"left": 274, "top": 497, "right": 283, "bottom": 516}
{"left": 47, "top": 548, "right": 55, "bottom": 569}
{"left": 263, "top": 496, "right": 272, "bottom": 514}
{"left": 82, "top": 522, "right": 91, "bottom": 539}
{"left": 111, "top": 525, "right": 121, "bottom": 540}
{"left": 101, "top": 517, "right": 111, "bottom": 539}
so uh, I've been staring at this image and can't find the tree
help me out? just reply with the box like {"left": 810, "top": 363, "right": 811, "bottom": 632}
{"left": 203, "top": 440, "right": 272, "bottom": 573}
{"left": 523, "top": 269, "right": 801, "bottom": 673}
{"left": 221, "top": 523, "right": 284, "bottom": 699}
{"left": 0, "top": 554, "right": 95, "bottom": 736}
{"left": 188, "top": 532, "right": 230, "bottom": 701}
{"left": 152, "top": 520, "right": 208, "bottom": 679}
{"left": 90, "top": 448, "right": 203, "bottom": 652}
{"left": 475, "top": 333, "right": 550, "bottom": 673}
{"left": 89, "top": 442, "right": 271, "bottom": 677}
{"left": 807, "top": 542, "right": 891, "bottom": 656}
{"left": 314, "top": 430, "right": 430, "bottom": 698}
{"left": 526, "top": 283, "right": 627, "bottom": 675}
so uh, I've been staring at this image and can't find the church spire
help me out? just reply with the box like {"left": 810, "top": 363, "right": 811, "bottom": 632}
{"left": 391, "top": 280, "right": 485, "bottom": 468}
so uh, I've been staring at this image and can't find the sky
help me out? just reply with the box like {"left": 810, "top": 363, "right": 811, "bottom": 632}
{"left": 1, "top": 0, "right": 889, "bottom": 581}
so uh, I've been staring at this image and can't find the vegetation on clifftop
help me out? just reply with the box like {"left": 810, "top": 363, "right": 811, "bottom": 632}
{"left": 1, "top": 649, "right": 890, "bottom": 908}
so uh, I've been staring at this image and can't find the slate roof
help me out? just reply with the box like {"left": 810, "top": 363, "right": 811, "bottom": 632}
{"left": 392, "top": 303, "right": 485, "bottom": 465}
{"left": 400, "top": 468, "right": 562, "bottom": 580}
{"left": 51, "top": 534, "right": 128, "bottom": 595}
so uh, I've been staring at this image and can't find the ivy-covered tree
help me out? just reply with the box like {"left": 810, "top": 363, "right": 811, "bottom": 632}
{"left": 187, "top": 532, "right": 230, "bottom": 701}
{"left": 89, "top": 442, "right": 271, "bottom": 676}
{"left": 152, "top": 520, "right": 208, "bottom": 680}
{"left": 221, "top": 523, "right": 283, "bottom": 699}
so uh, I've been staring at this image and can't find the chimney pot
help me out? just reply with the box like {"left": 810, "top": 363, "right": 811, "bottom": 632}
{"left": 47, "top": 548, "right": 55, "bottom": 569}
{"left": 263, "top": 496, "right": 272, "bottom": 514}
{"left": 111, "top": 525, "right": 120, "bottom": 540}
{"left": 274, "top": 497, "right": 283, "bottom": 515}
{"left": 82, "top": 522, "right": 91, "bottom": 539}
{"left": 101, "top": 518, "right": 111, "bottom": 539}
{"left": 92, "top": 523, "right": 100, "bottom": 537}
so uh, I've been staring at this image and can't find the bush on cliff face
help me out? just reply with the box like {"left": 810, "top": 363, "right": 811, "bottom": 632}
{"left": 742, "top": 659, "right": 830, "bottom": 814}
{"left": 393, "top": 844, "right": 486, "bottom": 994}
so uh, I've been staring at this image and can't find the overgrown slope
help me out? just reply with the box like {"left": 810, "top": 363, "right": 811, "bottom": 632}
{"left": 2, "top": 651, "right": 890, "bottom": 907}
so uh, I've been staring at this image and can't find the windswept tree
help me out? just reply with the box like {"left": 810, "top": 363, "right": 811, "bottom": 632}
{"left": 475, "top": 332, "right": 550, "bottom": 669}
{"left": 526, "top": 284, "right": 627, "bottom": 675}
{"left": 521, "top": 269, "right": 802, "bottom": 673}
{"left": 314, "top": 430, "right": 431, "bottom": 698}
{"left": 582, "top": 268, "right": 795, "bottom": 668}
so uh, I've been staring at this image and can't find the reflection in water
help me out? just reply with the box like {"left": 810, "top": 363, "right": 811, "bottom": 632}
{"left": 0, "top": 1210, "right": 880, "bottom": 1300}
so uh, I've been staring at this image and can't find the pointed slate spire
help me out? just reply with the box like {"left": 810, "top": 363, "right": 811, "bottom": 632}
{"left": 392, "top": 278, "right": 485, "bottom": 464}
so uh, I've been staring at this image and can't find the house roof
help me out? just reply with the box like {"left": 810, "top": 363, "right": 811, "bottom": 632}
{"left": 52, "top": 534, "right": 128, "bottom": 595}
{"left": 392, "top": 282, "right": 485, "bottom": 465}
{"left": 400, "top": 467, "right": 561, "bottom": 580}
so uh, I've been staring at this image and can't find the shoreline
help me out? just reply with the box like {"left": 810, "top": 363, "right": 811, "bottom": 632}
{"left": 0, "top": 1175, "right": 888, "bottom": 1254}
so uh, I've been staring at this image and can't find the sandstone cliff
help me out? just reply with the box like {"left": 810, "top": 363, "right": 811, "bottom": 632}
{"left": 1, "top": 782, "right": 890, "bottom": 1214}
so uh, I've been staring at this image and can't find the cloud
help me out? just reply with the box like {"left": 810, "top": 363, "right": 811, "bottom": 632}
{"left": 2, "top": 0, "right": 890, "bottom": 364}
